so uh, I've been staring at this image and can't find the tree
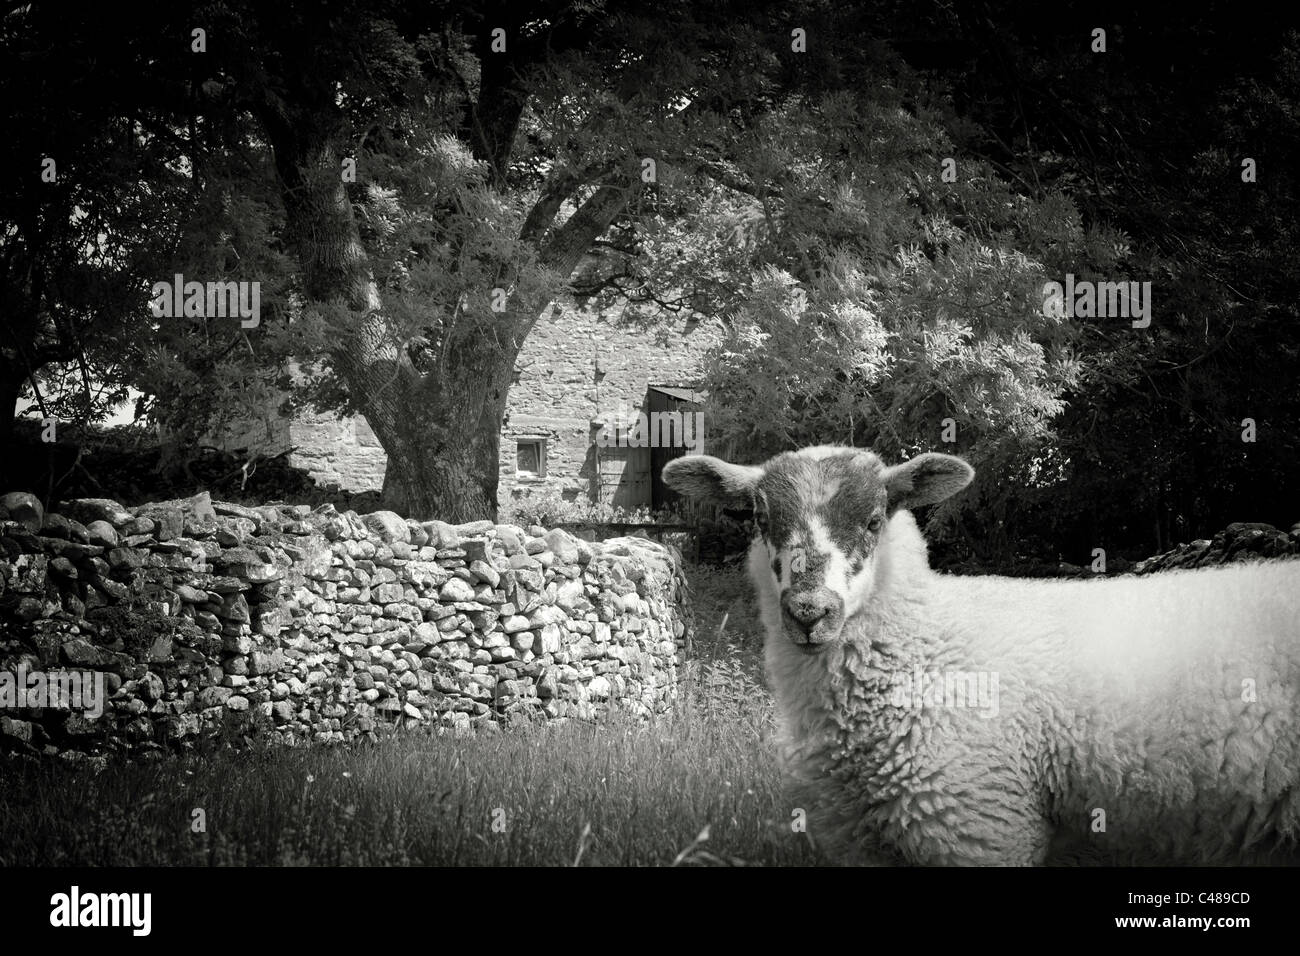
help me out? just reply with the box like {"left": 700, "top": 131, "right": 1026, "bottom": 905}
{"left": 5, "top": 0, "right": 792, "bottom": 518}
{"left": 8, "top": 0, "right": 1296, "bottom": 557}
{"left": 0, "top": 2, "right": 194, "bottom": 472}
{"left": 606, "top": 72, "right": 1109, "bottom": 559}
{"left": 632, "top": 2, "right": 1300, "bottom": 562}
{"left": 916, "top": 2, "right": 1300, "bottom": 554}
{"left": 193, "top": 0, "right": 791, "bottom": 520}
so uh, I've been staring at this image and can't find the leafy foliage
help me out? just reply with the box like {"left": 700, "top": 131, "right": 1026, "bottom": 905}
{"left": 4, "top": 1, "right": 1298, "bottom": 555}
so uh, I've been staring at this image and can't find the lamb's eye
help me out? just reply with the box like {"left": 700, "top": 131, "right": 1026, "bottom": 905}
{"left": 867, "top": 516, "right": 883, "bottom": 533}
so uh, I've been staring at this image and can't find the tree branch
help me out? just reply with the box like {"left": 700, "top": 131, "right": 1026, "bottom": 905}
{"left": 538, "top": 182, "right": 639, "bottom": 280}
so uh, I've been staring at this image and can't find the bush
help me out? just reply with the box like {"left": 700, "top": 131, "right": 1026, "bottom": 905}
{"left": 501, "top": 489, "right": 685, "bottom": 528}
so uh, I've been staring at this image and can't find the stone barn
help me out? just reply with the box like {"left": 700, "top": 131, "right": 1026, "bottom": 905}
{"left": 222, "top": 302, "right": 722, "bottom": 513}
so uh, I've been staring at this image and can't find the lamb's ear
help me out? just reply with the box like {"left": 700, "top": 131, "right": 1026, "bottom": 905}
{"left": 662, "top": 455, "right": 763, "bottom": 509}
{"left": 884, "top": 453, "right": 974, "bottom": 512}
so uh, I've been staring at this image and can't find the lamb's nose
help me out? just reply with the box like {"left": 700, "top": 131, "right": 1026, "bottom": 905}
{"left": 782, "top": 591, "right": 834, "bottom": 631}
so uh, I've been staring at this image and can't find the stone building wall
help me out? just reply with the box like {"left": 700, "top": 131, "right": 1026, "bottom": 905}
{"left": 0, "top": 489, "right": 689, "bottom": 758}
{"left": 218, "top": 303, "right": 723, "bottom": 507}
{"left": 216, "top": 392, "right": 389, "bottom": 496}
{"left": 501, "top": 305, "right": 721, "bottom": 508}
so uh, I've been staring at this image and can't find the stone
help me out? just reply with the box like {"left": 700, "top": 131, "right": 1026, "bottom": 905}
{"left": 85, "top": 520, "right": 120, "bottom": 547}
{"left": 49, "top": 556, "right": 78, "bottom": 579}
{"left": 107, "top": 547, "right": 147, "bottom": 570}
{"left": 245, "top": 561, "right": 283, "bottom": 585}
{"left": 219, "top": 594, "right": 251, "bottom": 625}
{"left": 543, "top": 528, "right": 580, "bottom": 563}
{"left": 249, "top": 648, "right": 285, "bottom": 675}
{"left": 439, "top": 578, "right": 477, "bottom": 602}
{"left": 362, "top": 511, "right": 411, "bottom": 544}
{"left": 138, "top": 672, "right": 165, "bottom": 703}
{"left": 502, "top": 615, "right": 531, "bottom": 634}
{"left": 63, "top": 497, "right": 134, "bottom": 527}
{"left": 40, "top": 512, "right": 74, "bottom": 540}
{"left": 555, "top": 579, "right": 588, "bottom": 612}
{"left": 198, "top": 686, "right": 234, "bottom": 708}
{"left": 462, "top": 538, "right": 491, "bottom": 564}
{"left": 0, "top": 716, "right": 34, "bottom": 744}
{"left": 494, "top": 525, "right": 524, "bottom": 556}
{"left": 426, "top": 520, "right": 459, "bottom": 548}
{"left": 174, "top": 584, "right": 209, "bottom": 604}
{"left": 121, "top": 516, "right": 155, "bottom": 536}
{"left": 183, "top": 493, "right": 219, "bottom": 537}
{"left": 469, "top": 560, "right": 500, "bottom": 587}
{"left": 215, "top": 545, "right": 259, "bottom": 567}
{"left": 213, "top": 501, "right": 263, "bottom": 524}
{"left": 215, "top": 517, "right": 258, "bottom": 546}
{"left": 537, "top": 623, "right": 563, "bottom": 654}
{"left": 1, "top": 492, "right": 43, "bottom": 532}
{"left": 64, "top": 714, "right": 104, "bottom": 736}
{"left": 413, "top": 622, "right": 442, "bottom": 644}
{"left": 222, "top": 630, "right": 254, "bottom": 655}
{"left": 140, "top": 506, "right": 183, "bottom": 541}
{"left": 61, "top": 638, "right": 108, "bottom": 667}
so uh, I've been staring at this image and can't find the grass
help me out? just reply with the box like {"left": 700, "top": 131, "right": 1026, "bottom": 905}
{"left": 0, "top": 561, "right": 818, "bottom": 866}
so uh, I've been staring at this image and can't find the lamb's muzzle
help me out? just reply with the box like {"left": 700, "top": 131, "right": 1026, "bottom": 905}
{"left": 781, "top": 586, "right": 843, "bottom": 651}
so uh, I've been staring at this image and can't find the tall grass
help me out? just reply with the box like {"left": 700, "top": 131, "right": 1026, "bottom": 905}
{"left": 0, "top": 563, "right": 816, "bottom": 866}
{"left": 0, "top": 709, "right": 812, "bottom": 866}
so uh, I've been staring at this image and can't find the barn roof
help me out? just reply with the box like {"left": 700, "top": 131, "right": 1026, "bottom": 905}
{"left": 647, "top": 385, "right": 707, "bottom": 404}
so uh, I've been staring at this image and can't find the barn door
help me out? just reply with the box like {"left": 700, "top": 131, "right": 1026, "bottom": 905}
{"left": 598, "top": 443, "right": 651, "bottom": 507}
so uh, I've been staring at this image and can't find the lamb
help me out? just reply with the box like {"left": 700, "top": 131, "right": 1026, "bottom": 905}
{"left": 663, "top": 444, "right": 1300, "bottom": 865}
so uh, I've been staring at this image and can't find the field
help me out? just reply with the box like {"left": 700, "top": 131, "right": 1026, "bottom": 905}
{"left": 0, "top": 562, "right": 817, "bottom": 866}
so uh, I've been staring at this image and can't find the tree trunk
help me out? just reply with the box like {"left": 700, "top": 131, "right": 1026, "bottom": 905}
{"left": 375, "top": 363, "right": 512, "bottom": 522}
{"left": 0, "top": 363, "right": 24, "bottom": 488}
{"left": 261, "top": 91, "right": 633, "bottom": 523}
{"left": 264, "top": 132, "right": 533, "bottom": 522}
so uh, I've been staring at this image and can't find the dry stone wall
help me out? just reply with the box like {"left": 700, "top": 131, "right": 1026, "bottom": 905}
{"left": 1129, "top": 520, "right": 1300, "bottom": 573}
{"left": 0, "top": 490, "right": 689, "bottom": 759}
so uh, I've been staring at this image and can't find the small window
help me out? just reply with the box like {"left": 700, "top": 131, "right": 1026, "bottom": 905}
{"left": 516, "top": 438, "right": 547, "bottom": 479}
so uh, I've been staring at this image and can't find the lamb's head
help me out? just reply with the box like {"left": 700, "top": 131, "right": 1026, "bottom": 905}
{"left": 664, "top": 445, "right": 973, "bottom": 653}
